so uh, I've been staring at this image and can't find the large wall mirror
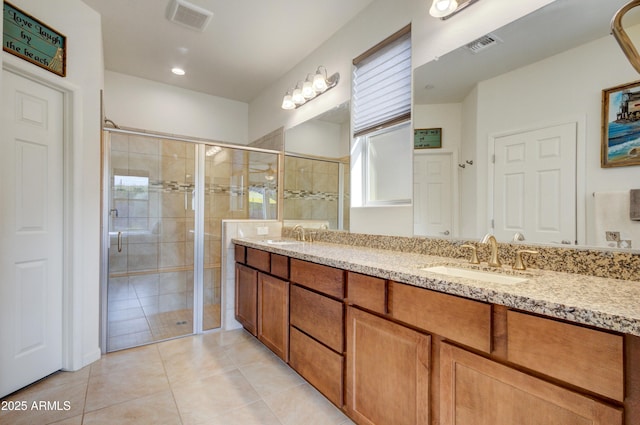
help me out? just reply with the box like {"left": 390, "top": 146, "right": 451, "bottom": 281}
{"left": 413, "top": 0, "right": 640, "bottom": 250}
{"left": 283, "top": 102, "right": 351, "bottom": 230}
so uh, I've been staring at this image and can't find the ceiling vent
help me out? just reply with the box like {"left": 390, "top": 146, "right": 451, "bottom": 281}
{"left": 167, "top": 0, "right": 213, "bottom": 32}
{"left": 465, "top": 33, "right": 502, "bottom": 54}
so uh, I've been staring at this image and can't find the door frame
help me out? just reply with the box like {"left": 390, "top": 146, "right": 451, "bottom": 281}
{"left": 487, "top": 117, "right": 586, "bottom": 245}
{"left": 2, "top": 56, "right": 82, "bottom": 371}
{"left": 413, "top": 149, "right": 459, "bottom": 238}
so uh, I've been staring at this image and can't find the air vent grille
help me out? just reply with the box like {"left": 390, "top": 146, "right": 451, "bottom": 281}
{"left": 167, "top": 0, "right": 213, "bottom": 32}
{"left": 465, "top": 33, "right": 502, "bottom": 54}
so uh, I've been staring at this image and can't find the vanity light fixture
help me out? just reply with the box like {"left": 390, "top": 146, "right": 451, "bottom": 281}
{"left": 281, "top": 66, "right": 340, "bottom": 110}
{"left": 429, "top": 0, "right": 479, "bottom": 20}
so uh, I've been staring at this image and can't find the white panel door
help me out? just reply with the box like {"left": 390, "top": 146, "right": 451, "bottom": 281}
{"left": 493, "top": 123, "right": 576, "bottom": 244}
{"left": 1, "top": 70, "right": 64, "bottom": 397}
{"left": 414, "top": 152, "right": 453, "bottom": 237}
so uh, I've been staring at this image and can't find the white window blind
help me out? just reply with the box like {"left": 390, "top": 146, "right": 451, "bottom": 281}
{"left": 353, "top": 28, "right": 411, "bottom": 136}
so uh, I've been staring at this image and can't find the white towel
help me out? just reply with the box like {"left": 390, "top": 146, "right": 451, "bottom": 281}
{"left": 593, "top": 192, "right": 640, "bottom": 249}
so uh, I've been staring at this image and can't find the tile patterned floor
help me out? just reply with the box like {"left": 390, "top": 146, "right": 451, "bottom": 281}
{"left": 0, "top": 329, "right": 354, "bottom": 425}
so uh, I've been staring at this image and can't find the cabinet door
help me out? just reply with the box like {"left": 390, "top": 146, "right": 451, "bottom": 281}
{"left": 258, "top": 273, "right": 289, "bottom": 361}
{"left": 440, "top": 343, "right": 623, "bottom": 425}
{"left": 235, "top": 263, "right": 257, "bottom": 336}
{"left": 346, "top": 307, "right": 430, "bottom": 425}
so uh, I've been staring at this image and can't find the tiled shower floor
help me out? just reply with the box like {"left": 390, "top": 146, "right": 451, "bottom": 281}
{"left": 108, "top": 270, "right": 221, "bottom": 351}
{"left": 0, "top": 329, "right": 354, "bottom": 425}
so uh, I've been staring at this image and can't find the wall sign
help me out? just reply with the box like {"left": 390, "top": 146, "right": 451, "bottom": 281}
{"left": 3, "top": 1, "right": 66, "bottom": 77}
{"left": 414, "top": 128, "right": 442, "bottom": 149}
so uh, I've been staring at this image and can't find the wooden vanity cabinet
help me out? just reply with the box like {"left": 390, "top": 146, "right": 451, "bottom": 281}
{"left": 288, "top": 259, "right": 345, "bottom": 407}
{"left": 389, "top": 281, "right": 492, "bottom": 353}
{"left": 345, "top": 306, "right": 430, "bottom": 425}
{"left": 440, "top": 342, "right": 623, "bottom": 425}
{"left": 257, "top": 272, "right": 289, "bottom": 361}
{"left": 235, "top": 244, "right": 631, "bottom": 425}
{"left": 235, "top": 263, "right": 258, "bottom": 336}
{"left": 235, "top": 249, "right": 290, "bottom": 360}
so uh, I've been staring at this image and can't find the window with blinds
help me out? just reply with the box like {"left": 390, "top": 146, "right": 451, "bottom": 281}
{"left": 352, "top": 25, "right": 411, "bottom": 136}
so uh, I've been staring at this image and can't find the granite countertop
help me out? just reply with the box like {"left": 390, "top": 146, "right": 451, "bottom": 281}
{"left": 234, "top": 237, "right": 640, "bottom": 337}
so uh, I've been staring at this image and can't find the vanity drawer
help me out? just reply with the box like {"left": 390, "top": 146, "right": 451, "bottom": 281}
{"left": 507, "top": 310, "right": 624, "bottom": 401}
{"left": 234, "top": 244, "right": 246, "bottom": 264}
{"left": 270, "top": 253, "right": 289, "bottom": 280}
{"left": 389, "top": 281, "right": 492, "bottom": 353}
{"left": 246, "top": 247, "right": 270, "bottom": 273}
{"left": 290, "top": 258, "right": 344, "bottom": 299}
{"left": 347, "top": 272, "right": 386, "bottom": 314}
{"left": 290, "top": 284, "right": 344, "bottom": 352}
{"left": 289, "top": 326, "right": 343, "bottom": 407}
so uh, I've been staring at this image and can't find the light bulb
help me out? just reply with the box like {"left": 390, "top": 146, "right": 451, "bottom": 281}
{"left": 429, "top": 0, "right": 458, "bottom": 17}
{"left": 281, "top": 94, "right": 295, "bottom": 110}
{"left": 292, "top": 87, "right": 305, "bottom": 105}
{"left": 302, "top": 80, "right": 316, "bottom": 99}
{"left": 312, "top": 73, "right": 328, "bottom": 93}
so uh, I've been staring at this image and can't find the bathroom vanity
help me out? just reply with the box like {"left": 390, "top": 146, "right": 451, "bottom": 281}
{"left": 233, "top": 237, "right": 640, "bottom": 425}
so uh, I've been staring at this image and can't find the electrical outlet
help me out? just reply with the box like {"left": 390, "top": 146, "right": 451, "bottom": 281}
{"left": 256, "top": 226, "right": 269, "bottom": 236}
{"left": 605, "top": 231, "right": 620, "bottom": 242}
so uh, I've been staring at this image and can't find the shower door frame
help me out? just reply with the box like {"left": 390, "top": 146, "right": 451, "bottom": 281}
{"left": 100, "top": 127, "right": 281, "bottom": 353}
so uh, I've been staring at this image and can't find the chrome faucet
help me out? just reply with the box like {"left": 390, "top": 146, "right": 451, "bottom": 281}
{"left": 481, "top": 233, "right": 501, "bottom": 268}
{"left": 292, "top": 224, "right": 305, "bottom": 241}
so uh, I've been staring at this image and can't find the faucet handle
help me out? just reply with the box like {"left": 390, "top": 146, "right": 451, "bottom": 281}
{"left": 461, "top": 244, "right": 480, "bottom": 264}
{"left": 513, "top": 249, "right": 539, "bottom": 271}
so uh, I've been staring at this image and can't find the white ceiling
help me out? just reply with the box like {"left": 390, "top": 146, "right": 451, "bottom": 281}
{"left": 81, "top": 0, "right": 375, "bottom": 103}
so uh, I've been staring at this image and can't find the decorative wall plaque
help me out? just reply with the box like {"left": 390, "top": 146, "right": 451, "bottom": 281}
{"left": 414, "top": 128, "right": 442, "bottom": 149}
{"left": 3, "top": 2, "right": 66, "bottom": 77}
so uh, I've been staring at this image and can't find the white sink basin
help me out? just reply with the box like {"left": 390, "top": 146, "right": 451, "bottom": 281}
{"left": 264, "top": 239, "right": 301, "bottom": 246}
{"left": 421, "top": 265, "right": 528, "bottom": 285}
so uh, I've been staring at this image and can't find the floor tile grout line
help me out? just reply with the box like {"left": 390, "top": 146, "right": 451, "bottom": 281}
{"left": 234, "top": 360, "right": 290, "bottom": 425}
{"left": 158, "top": 342, "right": 186, "bottom": 425}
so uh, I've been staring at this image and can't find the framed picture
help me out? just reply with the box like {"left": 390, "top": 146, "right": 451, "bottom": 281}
{"left": 2, "top": 2, "right": 66, "bottom": 77}
{"left": 414, "top": 128, "right": 442, "bottom": 149}
{"left": 602, "top": 80, "right": 640, "bottom": 167}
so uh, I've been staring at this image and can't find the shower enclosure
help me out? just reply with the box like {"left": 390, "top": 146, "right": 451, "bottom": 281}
{"left": 101, "top": 130, "right": 278, "bottom": 352}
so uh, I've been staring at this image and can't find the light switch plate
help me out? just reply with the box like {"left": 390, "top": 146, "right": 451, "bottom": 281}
{"left": 605, "top": 231, "right": 620, "bottom": 242}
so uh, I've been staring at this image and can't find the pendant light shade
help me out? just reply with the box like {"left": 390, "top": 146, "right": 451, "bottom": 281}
{"left": 312, "top": 71, "right": 329, "bottom": 93}
{"left": 291, "top": 82, "right": 305, "bottom": 105}
{"left": 281, "top": 91, "right": 295, "bottom": 110}
{"left": 429, "top": 0, "right": 458, "bottom": 18}
{"left": 302, "top": 76, "right": 317, "bottom": 99}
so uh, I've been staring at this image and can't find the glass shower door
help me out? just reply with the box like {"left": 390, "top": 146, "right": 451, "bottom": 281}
{"left": 200, "top": 146, "right": 278, "bottom": 331}
{"left": 104, "top": 131, "right": 280, "bottom": 350}
{"left": 106, "top": 133, "right": 197, "bottom": 351}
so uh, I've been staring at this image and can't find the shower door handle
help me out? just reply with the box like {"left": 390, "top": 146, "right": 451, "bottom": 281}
{"left": 117, "top": 231, "right": 123, "bottom": 253}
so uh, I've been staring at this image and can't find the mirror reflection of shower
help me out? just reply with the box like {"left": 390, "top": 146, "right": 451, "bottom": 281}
{"left": 283, "top": 101, "right": 351, "bottom": 230}
{"left": 283, "top": 154, "right": 349, "bottom": 230}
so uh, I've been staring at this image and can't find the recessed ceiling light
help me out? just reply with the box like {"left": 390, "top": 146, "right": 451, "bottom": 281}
{"left": 171, "top": 67, "right": 186, "bottom": 76}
